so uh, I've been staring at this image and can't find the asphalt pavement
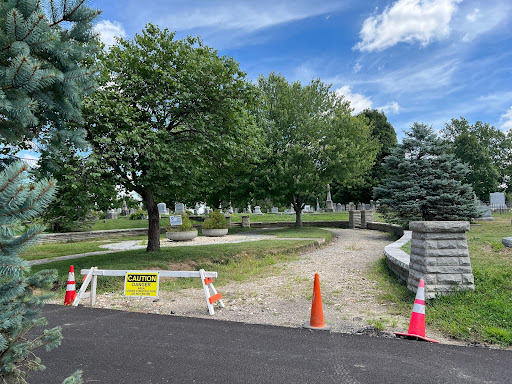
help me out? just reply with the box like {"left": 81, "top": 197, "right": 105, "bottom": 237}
{"left": 32, "top": 305, "right": 511, "bottom": 384}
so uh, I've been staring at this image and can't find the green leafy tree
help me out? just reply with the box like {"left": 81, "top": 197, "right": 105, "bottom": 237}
{"left": 83, "top": 24, "right": 258, "bottom": 251}
{"left": 333, "top": 108, "right": 397, "bottom": 203}
{"left": 36, "top": 142, "right": 117, "bottom": 232}
{"left": 0, "top": 0, "right": 101, "bottom": 156}
{"left": 442, "top": 117, "right": 510, "bottom": 198}
{"left": 375, "top": 123, "right": 480, "bottom": 227}
{"left": 448, "top": 133, "right": 499, "bottom": 202}
{"left": 255, "top": 73, "right": 378, "bottom": 226}
{"left": 0, "top": 162, "right": 74, "bottom": 383}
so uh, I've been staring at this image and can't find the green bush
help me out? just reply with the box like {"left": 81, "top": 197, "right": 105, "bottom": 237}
{"left": 129, "top": 210, "right": 146, "bottom": 220}
{"left": 166, "top": 213, "right": 194, "bottom": 232}
{"left": 202, "top": 210, "right": 228, "bottom": 229}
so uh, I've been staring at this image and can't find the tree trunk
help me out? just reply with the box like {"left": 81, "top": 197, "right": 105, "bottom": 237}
{"left": 293, "top": 197, "right": 305, "bottom": 227}
{"left": 144, "top": 188, "right": 161, "bottom": 252}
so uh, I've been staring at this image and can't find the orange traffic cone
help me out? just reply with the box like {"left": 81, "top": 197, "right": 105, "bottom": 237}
{"left": 304, "top": 273, "right": 331, "bottom": 331}
{"left": 64, "top": 265, "right": 77, "bottom": 305}
{"left": 395, "top": 279, "right": 438, "bottom": 343}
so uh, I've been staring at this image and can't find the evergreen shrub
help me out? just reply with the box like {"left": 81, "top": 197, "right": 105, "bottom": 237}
{"left": 202, "top": 210, "right": 228, "bottom": 229}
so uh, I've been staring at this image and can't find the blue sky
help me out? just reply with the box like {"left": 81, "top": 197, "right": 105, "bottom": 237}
{"left": 88, "top": 0, "right": 512, "bottom": 141}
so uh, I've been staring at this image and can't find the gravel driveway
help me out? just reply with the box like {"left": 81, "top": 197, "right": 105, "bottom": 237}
{"left": 88, "top": 228, "right": 461, "bottom": 345}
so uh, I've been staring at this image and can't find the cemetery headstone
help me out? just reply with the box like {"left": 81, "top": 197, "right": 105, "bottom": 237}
{"left": 316, "top": 198, "right": 320, "bottom": 212}
{"left": 336, "top": 203, "right": 342, "bottom": 212}
{"left": 490, "top": 192, "right": 507, "bottom": 210}
{"left": 325, "top": 184, "right": 334, "bottom": 212}
{"left": 174, "top": 203, "right": 185, "bottom": 214}
{"left": 253, "top": 206, "right": 263, "bottom": 215}
{"left": 106, "top": 210, "right": 117, "bottom": 220}
{"left": 121, "top": 200, "right": 128, "bottom": 216}
{"left": 271, "top": 207, "right": 279, "bottom": 214}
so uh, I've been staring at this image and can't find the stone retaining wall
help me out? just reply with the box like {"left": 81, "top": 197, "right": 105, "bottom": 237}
{"left": 383, "top": 231, "right": 411, "bottom": 283}
{"left": 348, "top": 211, "right": 361, "bottom": 228}
{"left": 230, "top": 220, "right": 349, "bottom": 229}
{"left": 408, "top": 221, "right": 474, "bottom": 299}
{"left": 360, "top": 210, "right": 374, "bottom": 228}
{"left": 366, "top": 222, "right": 404, "bottom": 237}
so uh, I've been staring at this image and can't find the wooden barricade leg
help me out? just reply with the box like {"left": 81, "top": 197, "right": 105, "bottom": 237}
{"left": 199, "top": 269, "right": 224, "bottom": 315}
{"left": 73, "top": 267, "right": 94, "bottom": 306}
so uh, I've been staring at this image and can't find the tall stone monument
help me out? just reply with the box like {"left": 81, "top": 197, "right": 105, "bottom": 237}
{"left": 325, "top": 184, "right": 334, "bottom": 212}
{"left": 121, "top": 200, "right": 128, "bottom": 216}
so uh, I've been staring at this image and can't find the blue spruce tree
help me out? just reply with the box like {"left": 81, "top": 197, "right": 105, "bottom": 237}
{"left": 0, "top": 0, "right": 101, "bottom": 156}
{"left": 0, "top": 162, "right": 63, "bottom": 381}
{"left": 374, "top": 123, "right": 480, "bottom": 227}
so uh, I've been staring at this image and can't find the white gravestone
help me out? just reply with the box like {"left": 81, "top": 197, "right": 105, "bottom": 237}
{"left": 253, "top": 206, "right": 263, "bottom": 215}
{"left": 174, "top": 203, "right": 185, "bottom": 214}
{"left": 489, "top": 192, "right": 506, "bottom": 209}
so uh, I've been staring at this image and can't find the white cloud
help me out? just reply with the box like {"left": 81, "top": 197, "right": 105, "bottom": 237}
{"left": 456, "top": 4, "right": 509, "bottom": 43}
{"left": 378, "top": 101, "right": 401, "bottom": 114}
{"left": 335, "top": 86, "right": 373, "bottom": 114}
{"left": 500, "top": 106, "right": 512, "bottom": 131}
{"left": 94, "top": 20, "right": 127, "bottom": 47}
{"left": 155, "top": 2, "right": 343, "bottom": 33}
{"left": 466, "top": 8, "right": 480, "bottom": 22}
{"left": 354, "top": 0, "right": 462, "bottom": 52}
{"left": 353, "top": 62, "right": 362, "bottom": 73}
{"left": 377, "top": 59, "right": 458, "bottom": 94}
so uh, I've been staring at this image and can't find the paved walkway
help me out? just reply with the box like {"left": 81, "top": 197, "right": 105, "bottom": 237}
{"left": 33, "top": 305, "right": 512, "bottom": 384}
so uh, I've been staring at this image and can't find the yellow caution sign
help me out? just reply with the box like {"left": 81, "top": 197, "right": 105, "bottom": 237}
{"left": 124, "top": 272, "right": 159, "bottom": 297}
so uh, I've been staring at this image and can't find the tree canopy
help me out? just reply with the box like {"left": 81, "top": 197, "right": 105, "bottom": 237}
{"left": 0, "top": 0, "right": 101, "bottom": 156}
{"left": 442, "top": 117, "right": 511, "bottom": 199}
{"left": 254, "top": 73, "right": 378, "bottom": 226}
{"left": 83, "top": 24, "right": 259, "bottom": 250}
{"left": 333, "top": 108, "right": 397, "bottom": 203}
{"left": 375, "top": 123, "right": 480, "bottom": 227}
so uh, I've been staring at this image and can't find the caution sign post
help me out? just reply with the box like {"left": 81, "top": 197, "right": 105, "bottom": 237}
{"left": 124, "top": 272, "right": 159, "bottom": 297}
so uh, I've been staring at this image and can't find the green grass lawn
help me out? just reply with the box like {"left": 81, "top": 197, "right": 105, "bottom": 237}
{"left": 380, "top": 214, "right": 512, "bottom": 346}
{"left": 20, "top": 235, "right": 151, "bottom": 260}
{"left": 31, "top": 227, "right": 333, "bottom": 295}
{"left": 88, "top": 212, "right": 350, "bottom": 231}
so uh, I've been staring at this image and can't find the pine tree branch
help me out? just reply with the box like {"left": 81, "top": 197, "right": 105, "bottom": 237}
{"left": 20, "top": 14, "right": 46, "bottom": 44}
{"left": 49, "top": 0, "right": 88, "bottom": 27}
{"left": 0, "top": 164, "right": 27, "bottom": 193}
{"left": 6, "top": 182, "right": 54, "bottom": 217}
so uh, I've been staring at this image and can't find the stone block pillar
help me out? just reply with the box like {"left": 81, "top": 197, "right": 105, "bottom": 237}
{"left": 360, "top": 210, "right": 374, "bottom": 228}
{"left": 242, "top": 215, "right": 250, "bottom": 228}
{"left": 348, "top": 210, "right": 361, "bottom": 229}
{"left": 408, "top": 221, "right": 474, "bottom": 299}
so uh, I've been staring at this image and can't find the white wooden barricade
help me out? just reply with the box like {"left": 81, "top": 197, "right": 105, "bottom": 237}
{"left": 72, "top": 268, "right": 224, "bottom": 315}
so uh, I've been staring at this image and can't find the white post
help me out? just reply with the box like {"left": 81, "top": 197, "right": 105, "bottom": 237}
{"left": 73, "top": 267, "right": 94, "bottom": 306}
{"left": 200, "top": 269, "right": 215, "bottom": 315}
{"left": 90, "top": 267, "right": 98, "bottom": 306}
